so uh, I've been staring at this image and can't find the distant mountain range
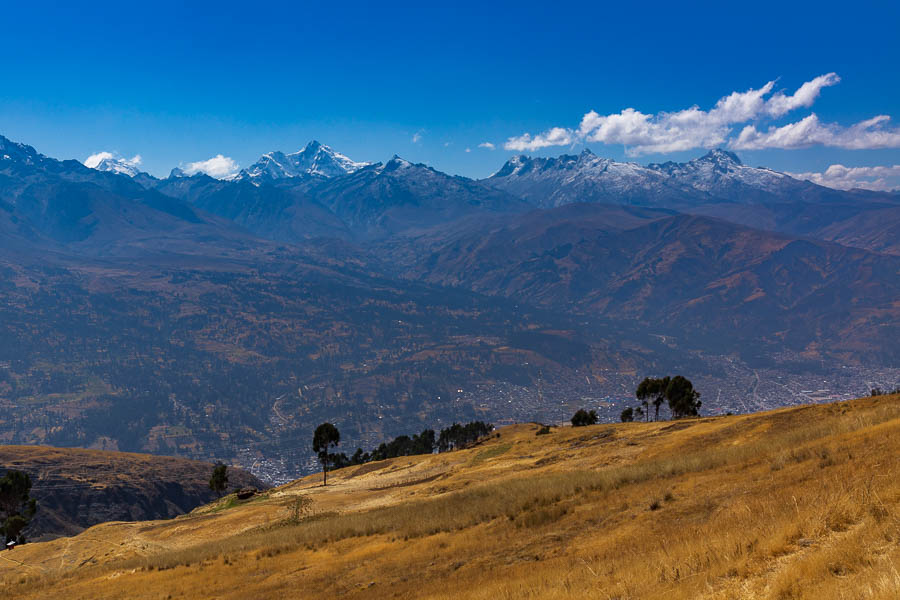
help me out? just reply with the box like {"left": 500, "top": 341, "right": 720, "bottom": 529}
{"left": 75, "top": 138, "right": 900, "bottom": 253}
{"left": 1, "top": 132, "right": 898, "bottom": 480}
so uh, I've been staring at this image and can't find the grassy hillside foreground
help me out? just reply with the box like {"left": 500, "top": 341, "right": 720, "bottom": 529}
{"left": 3, "top": 395, "right": 900, "bottom": 599}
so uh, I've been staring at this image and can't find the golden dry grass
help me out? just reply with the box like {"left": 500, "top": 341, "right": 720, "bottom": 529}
{"left": 3, "top": 394, "right": 900, "bottom": 599}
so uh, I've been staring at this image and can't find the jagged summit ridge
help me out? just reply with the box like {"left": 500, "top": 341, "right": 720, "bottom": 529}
{"left": 647, "top": 148, "right": 791, "bottom": 194}
{"left": 487, "top": 148, "right": 691, "bottom": 208}
{"left": 0, "top": 134, "right": 49, "bottom": 167}
{"left": 488, "top": 147, "right": 809, "bottom": 206}
{"left": 236, "top": 141, "right": 371, "bottom": 182}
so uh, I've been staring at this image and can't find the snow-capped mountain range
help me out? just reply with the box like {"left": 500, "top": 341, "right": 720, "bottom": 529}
{"left": 486, "top": 149, "right": 696, "bottom": 208}
{"left": 76, "top": 139, "right": 832, "bottom": 208}
{"left": 73, "top": 138, "right": 898, "bottom": 238}
{"left": 486, "top": 148, "right": 822, "bottom": 208}
{"left": 234, "top": 140, "right": 371, "bottom": 182}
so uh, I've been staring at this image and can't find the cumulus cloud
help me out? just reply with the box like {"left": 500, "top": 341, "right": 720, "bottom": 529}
{"left": 84, "top": 151, "right": 142, "bottom": 169}
{"left": 182, "top": 154, "right": 240, "bottom": 178}
{"left": 505, "top": 127, "right": 575, "bottom": 151}
{"left": 788, "top": 164, "right": 900, "bottom": 191}
{"left": 503, "top": 73, "right": 899, "bottom": 155}
{"left": 478, "top": 142, "right": 495, "bottom": 150}
{"left": 763, "top": 72, "right": 841, "bottom": 117}
{"left": 733, "top": 114, "right": 900, "bottom": 150}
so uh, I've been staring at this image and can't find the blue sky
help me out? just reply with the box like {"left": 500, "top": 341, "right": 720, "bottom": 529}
{"left": 2, "top": 1, "right": 899, "bottom": 188}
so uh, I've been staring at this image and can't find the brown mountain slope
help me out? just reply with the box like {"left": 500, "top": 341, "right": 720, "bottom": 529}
{"left": 3, "top": 394, "right": 900, "bottom": 599}
{"left": 0, "top": 445, "right": 265, "bottom": 540}
{"left": 391, "top": 204, "right": 900, "bottom": 364}
{"left": 814, "top": 204, "right": 900, "bottom": 256}
{"left": 686, "top": 199, "right": 900, "bottom": 256}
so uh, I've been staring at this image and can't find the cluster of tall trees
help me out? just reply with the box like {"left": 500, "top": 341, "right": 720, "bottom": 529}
{"left": 342, "top": 429, "right": 437, "bottom": 467}
{"left": 1, "top": 470, "right": 37, "bottom": 545}
{"left": 313, "top": 420, "right": 494, "bottom": 485}
{"left": 437, "top": 421, "right": 494, "bottom": 452}
{"left": 622, "top": 376, "right": 701, "bottom": 422}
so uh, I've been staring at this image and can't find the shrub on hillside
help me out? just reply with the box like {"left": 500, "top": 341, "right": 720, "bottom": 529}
{"left": 571, "top": 409, "right": 598, "bottom": 427}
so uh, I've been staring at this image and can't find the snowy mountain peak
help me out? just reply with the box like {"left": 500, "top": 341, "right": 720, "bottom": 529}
{"left": 386, "top": 155, "right": 412, "bottom": 167}
{"left": 645, "top": 149, "right": 797, "bottom": 196}
{"left": 91, "top": 155, "right": 143, "bottom": 177}
{"left": 697, "top": 148, "right": 742, "bottom": 166}
{"left": 236, "top": 141, "right": 370, "bottom": 183}
{"left": 493, "top": 155, "right": 534, "bottom": 177}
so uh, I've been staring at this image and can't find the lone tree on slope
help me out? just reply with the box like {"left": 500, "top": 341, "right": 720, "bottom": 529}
{"left": 571, "top": 409, "right": 598, "bottom": 427}
{"left": 209, "top": 463, "right": 228, "bottom": 498}
{"left": 666, "top": 375, "right": 702, "bottom": 419}
{"left": 313, "top": 423, "right": 341, "bottom": 486}
{"left": 620, "top": 407, "right": 634, "bottom": 422}
{"left": 0, "top": 470, "right": 37, "bottom": 545}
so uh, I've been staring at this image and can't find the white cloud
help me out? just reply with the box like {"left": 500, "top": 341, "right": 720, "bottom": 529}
{"left": 788, "top": 163, "right": 900, "bottom": 191}
{"left": 182, "top": 154, "right": 239, "bottom": 178}
{"left": 764, "top": 72, "right": 840, "bottom": 117}
{"left": 84, "top": 151, "right": 142, "bottom": 169}
{"left": 412, "top": 130, "right": 424, "bottom": 144}
{"left": 732, "top": 114, "right": 900, "bottom": 150}
{"left": 503, "top": 73, "right": 899, "bottom": 155}
{"left": 505, "top": 127, "right": 575, "bottom": 152}
{"left": 478, "top": 142, "right": 495, "bottom": 150}
{"left": 465, "top": 148, "right": 471, "bottom": 153}
{"left": 84, "top": 151, "right": 114, "bottom": 168}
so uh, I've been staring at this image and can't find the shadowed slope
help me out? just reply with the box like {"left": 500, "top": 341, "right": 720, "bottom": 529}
{"left": 0, "top": 445, "right": 264, "bottom": 540}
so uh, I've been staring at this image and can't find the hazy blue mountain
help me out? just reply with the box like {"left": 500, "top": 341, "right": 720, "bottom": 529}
{"left": 308, "top": 156, "right": 529, "bottom": 239}
{"left": 0, "top": 135, "right": 266, "bottom": 257}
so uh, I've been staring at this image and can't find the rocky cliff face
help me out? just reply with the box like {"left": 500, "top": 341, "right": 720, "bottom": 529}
{"left": 0, "top": 445, "right": 266, "bottom": 540}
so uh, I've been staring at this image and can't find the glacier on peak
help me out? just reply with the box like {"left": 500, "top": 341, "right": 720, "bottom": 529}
{"left": 236, "top": 141, "right": 371, "bottom": 182}
{"left": 91, "top": 156, "right": 144, "bottom": 178}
